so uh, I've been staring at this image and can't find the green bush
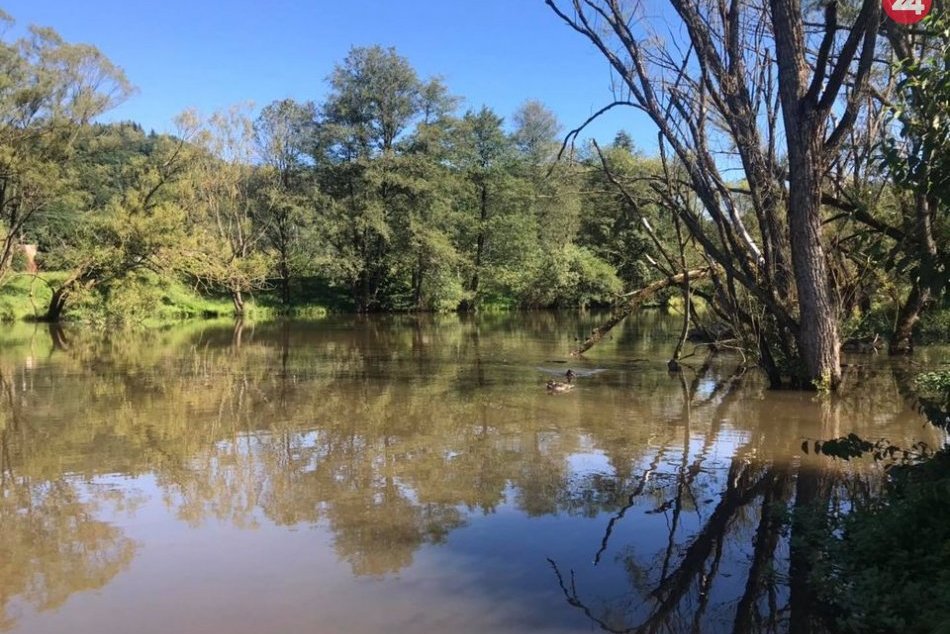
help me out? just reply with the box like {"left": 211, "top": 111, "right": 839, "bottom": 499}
{"left": 811, "top": 373, "right": 950, "bottom": 633}
{"left": 519, "top": 244, "right": 622, "bottom": 308}
{"left": 917, "top": 307, "right": 950, "bottom": 344}
{"left": 814, "top": 450, "right": 950, "bottom": 633}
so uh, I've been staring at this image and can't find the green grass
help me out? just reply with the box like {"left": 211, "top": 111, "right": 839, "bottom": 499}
{"left": 0, "top": 272, "right": 66, "bottom": 322}
{"left": 152, "top": 281, "right": 237, "bottom": 321}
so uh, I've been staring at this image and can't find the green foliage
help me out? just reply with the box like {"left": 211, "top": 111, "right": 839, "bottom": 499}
{"left": 0, "top": 15, "right": 699, "bottom": 320}
{"left": 878, "top": 11, "right": 950, "bottom": 315}
{"left": 885, "top": 12, "right": 950, "bottom": 212}
{"left": 576, "top": 143, "right": 667, "bottom": 289}
{"left": 0, "top": 273, "right": 61, "bottom": 321}
{"left": 0, "top": 15, "right": 133, "bottom": 284}
{"left": 918, "top": 307, "right": 950, "bottom": 344}
{"left": 520, "top": 244, "right": 622, "bottom": 308}
{"left": 806, "top": 372, "right": 950, "bottom": 633}
{"left": 915, "top": 369, "right": 950, "bottom": 406}
{"left": 813, "top": 449, "right": 950, "bottom": 633}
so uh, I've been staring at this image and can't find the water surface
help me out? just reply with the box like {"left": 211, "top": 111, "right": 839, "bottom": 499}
{"left": 0, "top": 313, "right": 943, "bottom": 633}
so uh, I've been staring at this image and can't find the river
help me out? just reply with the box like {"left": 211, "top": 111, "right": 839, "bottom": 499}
{"left": 0, "top": 312, "right": 943, "bottom": 633}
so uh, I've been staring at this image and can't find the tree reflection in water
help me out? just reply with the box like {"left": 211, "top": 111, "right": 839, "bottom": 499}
{"left": 0, "top": 368, "right": 137, "bottom": 631}
{"left": 0, "top": 315, "right": 941, "bottom": 632}
{"left": 543, "top": 360, "right": 910, "bottom": 634}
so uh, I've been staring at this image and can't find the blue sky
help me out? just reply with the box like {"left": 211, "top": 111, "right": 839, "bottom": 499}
{"left": 3, "top": 0, "right": 656, "bottom": 148}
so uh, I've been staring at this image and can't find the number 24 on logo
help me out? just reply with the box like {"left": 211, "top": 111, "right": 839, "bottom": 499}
{"left": 891, "top": 0, "right": 925, "bottom": 15}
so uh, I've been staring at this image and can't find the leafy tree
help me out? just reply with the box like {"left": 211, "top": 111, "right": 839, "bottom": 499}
{"left": 880, "top": 12, "right": 950, "bottom": 352}
{"left": 577, "top": 143, "right": 660, "bottom": 290}
{"left": 183, "top": 106, "right": 272, "bottom": 314}
{"left": 43, "top": 131, "right": 192, "bottom": 322}
{"left": 0, "top": 13, "right": 133, "bottom": 284}
{"left": 451, "top": 106, "right": 520, "bottom": 308}
{"left": 253, "top": 99, "right": 320, "bottom": 304}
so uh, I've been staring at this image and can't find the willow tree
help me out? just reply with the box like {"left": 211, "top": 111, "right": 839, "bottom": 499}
{"left": 184, "top": 107, "right": 272, "bottom": 315}
{"left": 546, "top": 0, "right": 880, "bottom": 389}
{"left": 43, "top": 130, "right": 193, "bottom": 322}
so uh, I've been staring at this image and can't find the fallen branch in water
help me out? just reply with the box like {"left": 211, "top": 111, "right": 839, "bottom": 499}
{"left": 571, "top": 267, "right": 712, "bottom": 357}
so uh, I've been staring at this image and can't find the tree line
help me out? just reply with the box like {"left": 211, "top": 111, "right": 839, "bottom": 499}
{"left": 0, "top": 4, "right": 948, "bottom": 390}
{"left": 0, "top": 15, "right": 657, "bottom": 322}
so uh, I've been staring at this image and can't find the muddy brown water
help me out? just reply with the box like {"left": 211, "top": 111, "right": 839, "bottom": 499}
{"left": 0, "top": 313, "right": 944, "bottom": 633}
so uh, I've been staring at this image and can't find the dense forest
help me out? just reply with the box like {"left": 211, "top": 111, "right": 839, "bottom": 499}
{"left": 0, "top": 5, "right": 947, "bottom": 390}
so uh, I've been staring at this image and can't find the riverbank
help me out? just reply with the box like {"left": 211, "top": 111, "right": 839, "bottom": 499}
{"left": 0, "top": 272, "right": 328, "bottom": 326}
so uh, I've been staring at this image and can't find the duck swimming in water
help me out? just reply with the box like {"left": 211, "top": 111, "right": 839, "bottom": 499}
{"left": 547, "top": 369, "right": 576, "bottom": 393}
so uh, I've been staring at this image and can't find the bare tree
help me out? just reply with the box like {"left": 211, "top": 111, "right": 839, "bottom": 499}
{"left": 546, "top": 0, "right": 881, "bottom": 389}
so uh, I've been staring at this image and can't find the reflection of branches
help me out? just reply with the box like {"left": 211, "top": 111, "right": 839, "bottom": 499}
{"left": 594, "top": 363, "right": 744, "bottom": 567}
{"left": 553, "top": 454, "right": 773, "bottom": 634}
{"left": 593, "top": 450, "right": 670, "bottom": 565}
{"left": 548, "top": 558, "right": 637, "bottom": 634}
{"left": 733, "top": 467, "right": 791, "bottom": 634}
{"left": 638, "top": 458, "right": 770, "bottom": 632}
{"left": 651, "top": 457, "right": 767, "bottom": 607}
{"left": 657, "top": 373, "right": 697, "bottom": 583}
{"left": 656, "top": 364, "right": 746, "bottom": 427}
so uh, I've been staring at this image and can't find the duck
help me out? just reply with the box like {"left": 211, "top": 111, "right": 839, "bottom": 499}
{"left": 547, "top": 369, "right": 576, "bottom": 393}
{"left": 547, "top": 380, "right": 574, "bottom": 393}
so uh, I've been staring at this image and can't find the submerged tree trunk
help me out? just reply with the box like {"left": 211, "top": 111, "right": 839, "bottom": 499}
{"left": 785, "top": 131, "right": 841, "bottom": 388}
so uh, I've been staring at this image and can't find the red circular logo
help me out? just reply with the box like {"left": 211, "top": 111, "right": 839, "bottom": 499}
{"left": 884, "top": 0, "right": 932, "bottom": 23}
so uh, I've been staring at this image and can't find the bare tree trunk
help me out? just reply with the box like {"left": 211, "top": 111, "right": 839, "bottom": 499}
{"left": 769, "top": 0, "right": 879, "bottom": 389}
{"left": 785, "top": 131, "right": 841, "bottom": 388}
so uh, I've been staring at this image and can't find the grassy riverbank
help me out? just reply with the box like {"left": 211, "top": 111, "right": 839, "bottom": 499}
{"left": 0, "top": 272, "right": 328, "bottom": 326}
